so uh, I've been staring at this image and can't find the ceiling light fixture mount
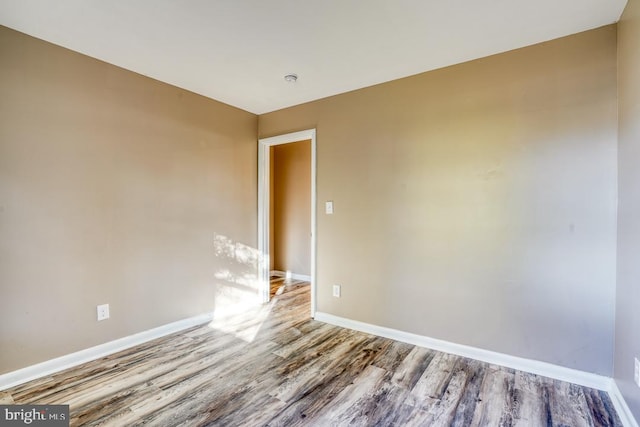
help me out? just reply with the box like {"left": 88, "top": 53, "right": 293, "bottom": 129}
{"left": 284, "top": 73, "right": 298, "bottom": 83}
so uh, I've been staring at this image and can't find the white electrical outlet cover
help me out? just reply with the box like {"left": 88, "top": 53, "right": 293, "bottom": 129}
{"left": 97, "top": 304, "right": 110, "bottom": 321}
{"left": 635, "top": 357, "right": 640, "bottom": 387}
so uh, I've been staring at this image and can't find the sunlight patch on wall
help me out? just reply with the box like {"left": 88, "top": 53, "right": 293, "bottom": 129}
{"left": 210, "top": 233, "right": 261, "bottom": 320}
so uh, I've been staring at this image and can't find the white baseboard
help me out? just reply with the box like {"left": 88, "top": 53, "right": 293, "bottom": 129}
{"left": 610, "top": 381, "right": 640, "bottom": 427}
{"left": 0, "top": 312, "right": 213, "bottom": 391}
{"left": 270, "top": 270, "right": 311, "bottom": 282}
{"left": 314, "top": 312, "right": 611, "bottom": 391}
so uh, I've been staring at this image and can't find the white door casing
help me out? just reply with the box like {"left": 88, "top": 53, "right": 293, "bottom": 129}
{"left": 257, "top": 129, "right": 317, "bottom": 317}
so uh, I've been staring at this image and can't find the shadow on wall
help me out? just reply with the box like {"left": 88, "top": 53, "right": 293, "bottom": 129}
{"left": 211, "top": 233, "right": 262, "bottom": 321}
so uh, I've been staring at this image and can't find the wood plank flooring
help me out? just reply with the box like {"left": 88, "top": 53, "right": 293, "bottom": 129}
{"left": 270, "top": 276, "right": 287, "bottom": 298}
{"left": 2, "top": 280, "right": 622, "bottom": 426}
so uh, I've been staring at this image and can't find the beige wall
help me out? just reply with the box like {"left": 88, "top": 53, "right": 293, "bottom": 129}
{"left": 0, "top": 20, "right": 624, "bottom": 384}
{"left": 272, "top": 140, "right": 311, "bottom": 276}
{"left": 0, "top": 26, "right": 258, "bottom": 373}
{"left": 616, "top": 0, "right": 640, "bottom": 419}
{"left": 260, "top": 26, "right": 618, "bottom": 375}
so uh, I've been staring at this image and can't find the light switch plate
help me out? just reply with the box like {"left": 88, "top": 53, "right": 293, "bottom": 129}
{"left": 635, "top": 357, "right": 640, "bottom": 388}
{"left": 333, "top": 284, "right": 341, "bottom": 297}
{"left": 325, "top": 201, "right": 334, "bottom": 215}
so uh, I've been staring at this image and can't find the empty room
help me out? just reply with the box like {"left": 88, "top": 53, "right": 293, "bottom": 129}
{"left": 1, "top": 1, "right": 639, "bottom": 426}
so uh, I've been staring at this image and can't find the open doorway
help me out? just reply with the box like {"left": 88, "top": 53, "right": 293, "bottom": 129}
{"left": 258, "top": 129, "right": 316, "bottom": 317}
{"left": 270, "top": 140, "right": 311, "bottom": 291}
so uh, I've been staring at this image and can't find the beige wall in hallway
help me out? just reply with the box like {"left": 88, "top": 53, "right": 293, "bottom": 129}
{"left": 615, "top": 0, "right": 640, "bottom": 420}
{"left": 0, "top": 26, "right": 258, "bottom": 373}
{"left": 271, "top": 140, "right": 311, "bottom": 276}
{"left": 259, "top": 26, "right": 618, "bottom": 375}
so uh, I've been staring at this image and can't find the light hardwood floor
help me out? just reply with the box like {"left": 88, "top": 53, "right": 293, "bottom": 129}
{"left": 270, "top": 276, "right": 288, "bottom": 298}
{"left": 1, "top": 280, "right": 622, "bottom": 426}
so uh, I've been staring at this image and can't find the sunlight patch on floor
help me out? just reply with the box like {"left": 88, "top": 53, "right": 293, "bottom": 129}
{"left": 207, "top": 299, "right": 274, "bottom": 343}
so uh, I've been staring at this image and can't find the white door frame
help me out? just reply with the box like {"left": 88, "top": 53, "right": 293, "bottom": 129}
{"left": 258, "top": 129, "right": 317, "bottom": 317}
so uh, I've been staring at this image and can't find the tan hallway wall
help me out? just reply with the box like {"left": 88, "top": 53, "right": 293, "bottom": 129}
{"left": 615, "top": 0, "right": 640, "bottom": 419}
{"left": 272, "top": 140, "right": 311, "bottom": 276}
{"left": 0, "top": 26, "right": 258, "bottom": 374}
{"left": 259, "top": 26, "right": 618, "bottom": 375}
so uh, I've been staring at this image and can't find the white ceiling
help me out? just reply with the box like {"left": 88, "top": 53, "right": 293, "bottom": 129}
{"left": 0, "top": 1, "right": 628, "bottom": 114}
